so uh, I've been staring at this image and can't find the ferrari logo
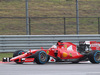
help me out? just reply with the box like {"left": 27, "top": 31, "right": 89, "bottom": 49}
{"left": 46, "top": 50, "right": 49, "bottom": 54}
{"left": 65, "top": 45, "right": 67, "bottom": 48}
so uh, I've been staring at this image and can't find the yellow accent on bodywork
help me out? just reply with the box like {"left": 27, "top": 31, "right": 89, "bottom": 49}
{"left": 69, "top": 53, "right": 72, "bottom": 57}
{"left": 65, "top": 45, "right": 67, "bottom": 48}
{"left": 46, "top": 50, "right": 49, "bottom": 54}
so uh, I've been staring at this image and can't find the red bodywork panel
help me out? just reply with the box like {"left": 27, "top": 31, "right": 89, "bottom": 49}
{"left": 90, "top": 41, "right": 100, "bottom": 50}
{"left": 10, "top": 41, "right": 100, "bottom": 63}
{"left": 48, "top": 42, "right": 83, "bottom": 59}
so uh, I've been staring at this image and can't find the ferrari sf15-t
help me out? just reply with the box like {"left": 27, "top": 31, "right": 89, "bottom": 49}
{"left": 3, "top": 40, "right": 100, "bottom": 64}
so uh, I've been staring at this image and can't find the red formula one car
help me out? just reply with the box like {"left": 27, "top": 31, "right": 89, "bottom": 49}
{"left": 3, "top": 40, "right": 100, "bottom": 64}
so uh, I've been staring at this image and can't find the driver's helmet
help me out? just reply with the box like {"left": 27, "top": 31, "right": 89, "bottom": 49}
{"left": 57, "top": 40, "right": 63, "bottom": 45}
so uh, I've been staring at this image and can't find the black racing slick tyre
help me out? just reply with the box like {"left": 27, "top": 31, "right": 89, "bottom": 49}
{"left": 35, "top": 51, "right": 48, "bottom": 64}
{"left": 13, "top": 50, "right": 25, "bottom": 64}
{"left": 88, "top": 50, "right": 100, "bottom": 64}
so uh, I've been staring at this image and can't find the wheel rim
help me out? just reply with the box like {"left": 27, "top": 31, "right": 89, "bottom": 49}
{"left": 94, "top": 51, "right": 100, "bottom": 62}
{"left": 40, "top": 52, "right": 47, "bottom": 62}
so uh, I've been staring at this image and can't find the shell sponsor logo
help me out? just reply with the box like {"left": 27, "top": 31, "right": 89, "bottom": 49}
{"left": 46, "top": 50, "right": 49, "bottom": 54}
{"left": 62, "top": 52, "right": 67, "bottom": 57}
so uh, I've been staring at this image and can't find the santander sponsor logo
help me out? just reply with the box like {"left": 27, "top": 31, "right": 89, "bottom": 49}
{"left": 90, "top": 43, "right": 100, "bottom": 47}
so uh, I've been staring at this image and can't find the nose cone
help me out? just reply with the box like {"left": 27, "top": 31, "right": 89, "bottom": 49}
{"left": 10, "top": 57, "right": 17, "bottom": 61}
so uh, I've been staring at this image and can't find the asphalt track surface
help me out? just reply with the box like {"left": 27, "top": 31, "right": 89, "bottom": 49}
{"left": 0, "top": 61, "right": 100, "bottom": 75}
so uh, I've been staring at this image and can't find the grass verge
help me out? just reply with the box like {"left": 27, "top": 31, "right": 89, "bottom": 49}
{"left": 0, "top": 53, "right": 13, "bottom": 61}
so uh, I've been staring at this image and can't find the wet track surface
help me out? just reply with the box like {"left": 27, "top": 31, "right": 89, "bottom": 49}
{"left": 0, "top": 61, "right": 100, "bottom": 75}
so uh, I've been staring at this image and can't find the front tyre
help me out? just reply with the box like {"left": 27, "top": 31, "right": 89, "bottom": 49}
{"left": 35, "top": 51, "right": 48, "bottom": 64}
{"left": 13, "top": 50, "right": 25, "bottom": 64}
{"left": 88, "top": 50, "right": 100, "bottom": 64}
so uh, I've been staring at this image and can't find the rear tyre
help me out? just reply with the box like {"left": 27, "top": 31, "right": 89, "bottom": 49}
{"left": 35, "top": 51, "right": 48, "bottom": 64}
{"left": 13, "top": 50, "right": 25, "bottom": 64}
{"left": 88, "top": 50, "right": 100, "bottom": 64}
